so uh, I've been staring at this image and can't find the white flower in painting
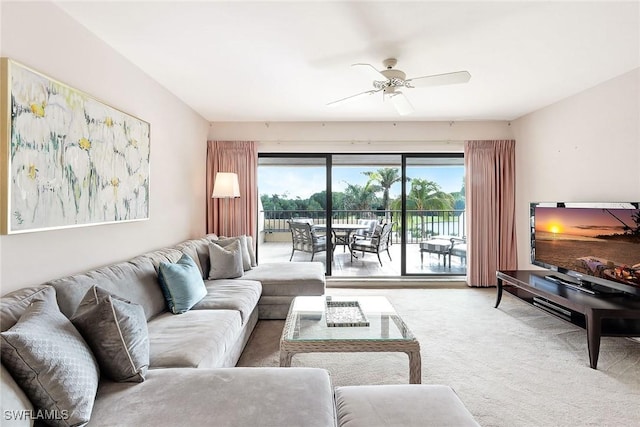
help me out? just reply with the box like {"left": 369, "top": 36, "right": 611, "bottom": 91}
{"left": 122, "top": 171, "right": 149, "bottom": 219}
{"left": 65, "top": 109, "right": 90, "bottom": 144}
{"left": 61, "top": 144, "right": 92, "bottom": 221}
{"left": 13, "top": 108, "right": 52, "bottom": 150}
{"left": 123, "top": 118, "right": 150, "bottom": 173}
{"left": 88, "top": 140, "right": 117, "bottom": 181}
{"left": 91, "top": 152, "right": 132, "bottom": 221}
{"left": 45, "top": 92, "right": 73, "bottom": 137}
{"left": 11, "top": 65, "right": 48, "bottom": 110}
{"left": 10, "top": 147, "right": 66, "bottom": 229}
{"left": 11, "top": 66, "right": 54, "bottom": 150}
{"left": 84, "top": 99, "right": 128, "bottom": 153}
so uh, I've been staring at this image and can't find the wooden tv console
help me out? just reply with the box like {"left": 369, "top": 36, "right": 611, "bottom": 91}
{"left": 495, "top": 270, "right": 640, "bottom": 369}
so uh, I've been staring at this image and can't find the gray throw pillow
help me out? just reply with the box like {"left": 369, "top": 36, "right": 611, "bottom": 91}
{"left": 0, "top": 299, "right": 99, "bottom": 427}
{"left": 216, "top": 235, "right": 252, "bottom": 271}
{"left": 71, "top": 285, "right": 149, "bottom": 382}
{"left": 208, "top": 240, "right": 244, "bottom": 279}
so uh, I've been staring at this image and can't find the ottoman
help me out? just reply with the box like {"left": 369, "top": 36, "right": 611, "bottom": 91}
{"left": 334, "top": 384, "right": 479, "bottom": 427}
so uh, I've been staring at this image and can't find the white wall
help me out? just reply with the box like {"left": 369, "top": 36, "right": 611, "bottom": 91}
{"left": 210, "top": 121, "right": 513, "bottom": 153}
{"left": 511, "top": 68, "right": 640, "bottom": 269}
{"left": 0, "top": 2, "right": 209, "bottom": 294}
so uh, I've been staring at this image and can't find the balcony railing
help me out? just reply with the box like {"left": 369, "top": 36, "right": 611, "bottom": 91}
{"left": 260, "top": 209, "right": 465, "bottom": 244}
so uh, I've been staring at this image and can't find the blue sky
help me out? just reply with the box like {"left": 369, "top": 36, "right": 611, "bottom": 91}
{"left": 259, "top": 166, "right": 464, "bottom": 199}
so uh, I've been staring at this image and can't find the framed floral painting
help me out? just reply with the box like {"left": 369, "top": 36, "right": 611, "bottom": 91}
{"left": 0, "top": 58, "right": 150, "bottom": 234}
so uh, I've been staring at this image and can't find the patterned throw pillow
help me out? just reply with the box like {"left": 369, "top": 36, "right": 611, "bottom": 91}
{"left": 0, "top": 299, "right": 99, "bottom": 427}
{"left": 208, "top": 240, "right": 244, "bottom": 280}
{"left": 158, "top": 254, "right": 208, "bottom": 314}
{"left": 71, "top": 285, "right": 149, "bottom": 382}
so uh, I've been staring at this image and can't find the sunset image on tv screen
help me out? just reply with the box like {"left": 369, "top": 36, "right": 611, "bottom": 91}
{"left": 534, "top": 207, "right": 640, "bottom": 288}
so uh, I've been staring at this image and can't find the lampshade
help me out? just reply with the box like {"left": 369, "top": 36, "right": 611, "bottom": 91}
{"left": 212, "top": 172, "right": 241, "bottom": 198}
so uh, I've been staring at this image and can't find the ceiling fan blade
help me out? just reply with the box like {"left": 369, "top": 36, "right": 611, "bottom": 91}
{"left": 388, "top": 91, "right": 414, "bottom": 116}
{"left": 327, "top": 89, "right": 381, "bottom": 106}
{"left": 351, "top": 63, "right": 387, "bottom": 80}
{"left": 406, "top": 71, "right": 471, "bottom": 87}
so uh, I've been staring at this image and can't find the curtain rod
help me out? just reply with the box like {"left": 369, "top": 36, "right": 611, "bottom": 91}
{"left": 256, "top": 140, "right": 466, "bottom": 144}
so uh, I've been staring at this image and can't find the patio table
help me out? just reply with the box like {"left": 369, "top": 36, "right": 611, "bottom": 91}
{"left": 315, "top": 223, "right": 370, "bottom": 253}
{"left": 419, "top": 239, "right": 452, "bottom": 267}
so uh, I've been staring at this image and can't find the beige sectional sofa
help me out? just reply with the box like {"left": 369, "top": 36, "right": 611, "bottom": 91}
{"left": 0, "top": 234, "right": 479, "bottom": 427}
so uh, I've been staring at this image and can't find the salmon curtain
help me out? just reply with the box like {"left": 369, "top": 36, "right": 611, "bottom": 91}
{"left": 464, "top": 140, "right": 518, "bottom": 287}
{"left": 206, "top": 141, "right": 258, "bottom": 241}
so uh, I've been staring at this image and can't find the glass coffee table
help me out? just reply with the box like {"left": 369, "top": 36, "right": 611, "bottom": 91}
{"left": 280, "top": 295, "right": 421, "bottom": 383}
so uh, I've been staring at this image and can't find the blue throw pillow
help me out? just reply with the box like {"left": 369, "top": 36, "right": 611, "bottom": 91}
{"left": 158, "top": 254, "right": 207, "bottom": 314}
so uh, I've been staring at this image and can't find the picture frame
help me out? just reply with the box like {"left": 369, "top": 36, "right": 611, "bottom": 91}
{"left": 0, "top": 58, "right": 150, "bottom": 234}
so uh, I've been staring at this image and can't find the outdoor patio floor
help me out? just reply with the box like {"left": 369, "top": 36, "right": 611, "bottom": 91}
{"left": 256, "top": 241, "right": 467, "bottom": 277}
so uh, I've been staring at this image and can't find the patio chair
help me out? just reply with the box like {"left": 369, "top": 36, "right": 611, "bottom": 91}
{"left": 449, "top": 237, "right": 467, "bottom": 266}
{"left": 334, "top": 219, "right": 378, "bottom": 253}
{"left": 288, "top": 220, "right": 327, "bottom": 261}
{"left": 290, "top": 217, "right": 326, "bottom": 237}
{"left": 349, "top": 222, "right": 393, "bottom": 266}
{"left": 353, "top": 219, "right": 379, "bottom": 240}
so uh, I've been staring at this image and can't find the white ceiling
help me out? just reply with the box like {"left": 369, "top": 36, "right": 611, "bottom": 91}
{"left": 56, "top": 1, "right": 640, "bottom": 122}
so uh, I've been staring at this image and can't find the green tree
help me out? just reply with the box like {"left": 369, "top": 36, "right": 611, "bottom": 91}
{"left": 405, "top": 178, "right": 454, "bottom": 238}
{"left": 363, "top": 168, "right": 403, "bottom": 219}
{"left": 342, "top": 183, "right": 380, "bottom": 213}
{"left": 309, "top": 191, "right": 327, "bottom": 210}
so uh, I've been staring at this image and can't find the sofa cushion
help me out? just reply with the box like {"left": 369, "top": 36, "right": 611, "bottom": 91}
{"left": 192, "top": 279, "right": 262, "bottom": 324}
{"left": 158, "top": 254, "right": 207, "bottom": 314}
{"left": 89, "top": 368, "right": 336, "bottom": 427}
{"left": 131, "top": 247, "right": 184, "bottom": 271}
{"left": 242, "top": 262, "right": 325, "bottom": 296}
{"left": 0, "top": 285, "right": 57, "bottom": 332}
{"left": 49, "top": 256, "right": 167, "bottom": 321}
{"left": 71, "top": 285, "right": 149, "bottom": 382}
{"left": 335, "top": 384, "right": 480, "bottom": 427}
{"left": 208, "top": 240, "right": 244, "bottom": 280}
{"left": 147, "top": 309, "right": 242, "bottom": 368}
{"left": 1, "top": 364, "right": 33, "bottom": 427}
{"left": 0, "top": 299, "right": 100, "bottom": 427}
{"left": 174, "top": 237, "right": 212, "bottom": 279}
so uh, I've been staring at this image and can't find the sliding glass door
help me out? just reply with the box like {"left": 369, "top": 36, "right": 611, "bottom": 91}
{"left": 257, "top": 153, "right": 466, "bottom": 278}
{"left": 404, "top": 155, "right": 466, "bottom": 275}
{"left": 257, "top": 155, "right": 330, "bottom": 271}
{"left": 331, "top": 154, "right": 402, "bottom": 276}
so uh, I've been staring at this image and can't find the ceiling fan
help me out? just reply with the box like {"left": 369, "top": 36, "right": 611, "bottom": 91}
{"left": 327, "top": 58, "right": 471, "bottom": 116}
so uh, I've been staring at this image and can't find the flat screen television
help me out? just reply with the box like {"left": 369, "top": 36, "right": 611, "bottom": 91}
{"left": 530, "top": 202, "right": 640, "bottom": 296}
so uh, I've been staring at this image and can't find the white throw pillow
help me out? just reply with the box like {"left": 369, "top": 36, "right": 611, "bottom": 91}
{"left": 215, "top": 235, "right": 252, "bottom": 271}
{"left": 208, "top": 240, "right": 244, "bottom": 279}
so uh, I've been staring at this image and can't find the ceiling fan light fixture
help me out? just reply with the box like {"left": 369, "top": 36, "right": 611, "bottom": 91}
{"left": 329, "top": 58, "right": 469, "bottom": 116}
{"left": 388, "top": 91, "right": 414, "bottom": 116}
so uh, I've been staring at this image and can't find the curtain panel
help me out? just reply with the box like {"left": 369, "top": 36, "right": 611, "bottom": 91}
{"left": 464, "top": 140, "right": 518, "bottom": 287}
{"left": 206, "top": 141, "right": 258, "bottom": 241}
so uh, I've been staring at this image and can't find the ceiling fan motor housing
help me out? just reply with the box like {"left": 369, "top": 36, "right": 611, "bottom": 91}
{"left": 374, "top": 69, "right": 408, "bottom": 91}
{"left": 374, "top": 59, "right": 409, "bottom": 90}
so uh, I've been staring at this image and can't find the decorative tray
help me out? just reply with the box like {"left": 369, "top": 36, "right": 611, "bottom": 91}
{"left": 325, "top": 300, "right": 369, "bottom": 327}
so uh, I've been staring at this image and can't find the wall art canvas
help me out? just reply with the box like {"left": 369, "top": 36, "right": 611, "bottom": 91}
{"left": 1, "top": 58, "right": 150, "bottom": 234}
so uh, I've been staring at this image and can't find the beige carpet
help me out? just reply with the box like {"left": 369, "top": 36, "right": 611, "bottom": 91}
{"left": 237, "top": 287, "right": 640, "bottom": 427}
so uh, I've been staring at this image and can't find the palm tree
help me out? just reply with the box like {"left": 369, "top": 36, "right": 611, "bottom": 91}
{"left": 363, "top": 168, "right": 402, "bottom": 220}
{"left": 405, "top": 178, "right": 454, "bottom": 238}
{"left": 342, "top": 182, "right": 380, "bottom": 215}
